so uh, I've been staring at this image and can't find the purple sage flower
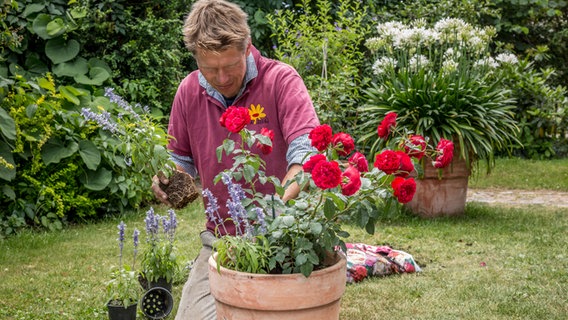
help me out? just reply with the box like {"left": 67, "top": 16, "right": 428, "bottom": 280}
{"left": 117, "top": 221, "right": 126, "bottom": 266}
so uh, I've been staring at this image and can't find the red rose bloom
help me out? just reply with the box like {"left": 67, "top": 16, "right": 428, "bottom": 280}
{"left": 309, "top": 124, "right": 333, "bottom": 151}
{"left": 404, "top": 134, "right": 427, "bottom": 160}
{"left": 348, "top": 152, "right": 369, "bottom": 172}
{"left": 377, "top": 112, "right": 397, "bottom": 139}
{"left": 219, "top": 106, "right": 251, "bottom": 133}
{"left": 302, "top": 154, "right": 327, "bottom": 173}
{"left": 256, "top": 128, "right": 274, "bottom": 155}
{"left": 433, "top": 139, "right": 454, "bottom": 168}
{"left": 311, "top": 160, "right": 342, "bottom": 190}
{"left": 395, "top": 151, "right": 414, "bottom": 177}
{"left": 341, "top": 166, "right": 361, "bottom": 196}
{"left": 391, "top": 177, "right": 417, "bottom": 203}
{"left": 373, "top": 150, "right": 400, "bottom": 174}
{"left": 331, "top": 132, "right": 355, "bottom": 157}
{"left": 351, "top": 265, "right": 368, "bottom": 283}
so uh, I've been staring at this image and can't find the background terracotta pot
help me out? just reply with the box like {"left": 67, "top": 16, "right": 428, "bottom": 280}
{"left": 208, "top": 252, "right": 347, "bottom": 320}
{"left": 405, "top": 155, "right": 470, "bottom": 217}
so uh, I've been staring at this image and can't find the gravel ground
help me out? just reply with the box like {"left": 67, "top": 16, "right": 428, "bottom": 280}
{"left": 467, "top": 188, "right": 568, "bottom": 208}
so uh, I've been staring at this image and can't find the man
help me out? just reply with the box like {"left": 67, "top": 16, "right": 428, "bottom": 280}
{"left": 151, "top": 0, "right": 319, "bottom": 318}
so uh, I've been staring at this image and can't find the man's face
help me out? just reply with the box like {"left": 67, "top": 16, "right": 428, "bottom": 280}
{"left": 195, "top": 44, "right": 250, "bottom": 99}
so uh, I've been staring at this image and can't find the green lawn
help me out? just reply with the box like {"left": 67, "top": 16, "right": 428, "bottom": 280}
{"left": 1, "top": 158, "right": 567, "bottom": 319}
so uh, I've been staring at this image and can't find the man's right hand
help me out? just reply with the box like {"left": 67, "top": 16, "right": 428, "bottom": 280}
{"left": 151, "top": 172, "right": 172, "bottom": 207}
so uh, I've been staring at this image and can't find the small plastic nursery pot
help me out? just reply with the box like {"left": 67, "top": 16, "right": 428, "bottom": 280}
{"left": 107, "top": 301, "right": 137, "bottom": 320}
{"left": 140, "top": 287, "right": 174, "bottom": 320}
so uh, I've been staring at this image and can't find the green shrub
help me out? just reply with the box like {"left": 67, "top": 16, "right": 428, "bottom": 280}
{"left": 267, "top": 0, "right": 370, "bottom": 133}
{"left": 500, "top": 58, "right": 568, "bottom": 159}
{"left": 0, "top": 74, "right": 170, "bottom": 236}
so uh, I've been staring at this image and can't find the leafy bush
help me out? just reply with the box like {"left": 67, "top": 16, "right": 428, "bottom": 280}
{"left": 500, "top": 59, "right": 568, "bottom": 159}
{"left": 0, "top": 74, "right": 169, "bottom": 236}
{"left": 267, "top": 0, "right": 370, "bottom": 133}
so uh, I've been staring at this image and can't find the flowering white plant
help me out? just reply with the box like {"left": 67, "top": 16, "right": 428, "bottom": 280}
{"left": 360, "top": 18, "right": 520, "bottom": 171}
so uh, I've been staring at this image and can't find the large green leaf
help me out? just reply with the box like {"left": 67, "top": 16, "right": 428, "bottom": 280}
{"left": 22, "top": 3, "right": 46, "bottom": 18}
{"left": 45, "top": 37, "right": 80, "bottom": 64}
{"left": 0, "top": 108, "right": 16, "bottom": 141}
{"left": 0, "top": 142, "right": 16, "bottom": 181}
{"left": 78, "top": 140, "right": 101, "bottom": 171}
{"left": 74, "top": 67, "right": 110, "bottom": 86}
{"left": 80, "top": 167, "right": 112, "bottom": 191}
{"left": 41, "top": 138, "right": 79, "bottom": 165}
{"left": 53, "top": 57, "right": 88, "bottom": 77}
{"left": 32, "top": 14, "right": 53, "bottom": 40}
{"left": 46, "top": 18, "right": 67, "bottom": 38}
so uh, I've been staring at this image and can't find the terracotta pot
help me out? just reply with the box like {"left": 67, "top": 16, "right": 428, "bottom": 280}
{"left": 405, "top": 155, "right": 470, "bottom": 217}
{"left": 208, "top": 252, "right": 347, "bottom": 320}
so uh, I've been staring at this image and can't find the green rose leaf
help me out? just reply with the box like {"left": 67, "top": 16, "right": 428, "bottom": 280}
{"left": 45, "top": 37, "right": 80, "bottom": 64}
{"left": 0, "top": 108, "right": 16, "bottom": 141}
{"left": 79, "top": 140, "right": 101, "bottom": 170}
{"left": 80, "top": 167, "right": 112, "bottom": 191}
{"left": 41, "top": 138, "right": 79, "bottom": 165}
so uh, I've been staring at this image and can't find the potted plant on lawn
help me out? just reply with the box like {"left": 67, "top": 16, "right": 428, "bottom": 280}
{"left": 80, "top": 88, "right": 199, "bottom": 209}
{"left": 139, "top": 207, "right": 180, "bottom": 292}
{"left": 358, "top": 18, "right": 520, "bottom": 217}
{"left": 203, "top": 106, "right": 453, "bottom": 319}
{"left": 106, "top": 221, "right": 141, "bottom": 320}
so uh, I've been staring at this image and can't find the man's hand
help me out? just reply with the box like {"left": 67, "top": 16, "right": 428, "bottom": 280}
{"left": 151, "top": 171, "right": 172, "bottom": 207}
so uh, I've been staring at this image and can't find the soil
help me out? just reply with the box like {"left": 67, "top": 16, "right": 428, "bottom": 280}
{"left": 160, "top": 171, "right": 200, "bottom": 209}
{"left": 467, "top": 188, "right": 568, "bottom": 208}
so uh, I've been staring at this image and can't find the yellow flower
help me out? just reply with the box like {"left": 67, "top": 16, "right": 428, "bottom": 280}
{"left": 249, "top": 104, "right": 266, "bottom": 124}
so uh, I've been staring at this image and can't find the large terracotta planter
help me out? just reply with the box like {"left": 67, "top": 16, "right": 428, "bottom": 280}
{"left": 405, "top": 156, "right": 470, "bottom": 217}
{"left": 208, "top": 252, "right": 347, "bottom": 320}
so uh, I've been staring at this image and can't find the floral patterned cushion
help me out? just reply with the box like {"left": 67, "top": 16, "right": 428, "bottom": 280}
{"left": 344, "top": 243, "right": 422, "bottom": 283}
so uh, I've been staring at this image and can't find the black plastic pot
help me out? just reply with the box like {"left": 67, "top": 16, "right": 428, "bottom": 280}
{"left": 107, "top": 301, "right": 137, "bottom": 320}
{"left": 141, "top": 287, "right": 174, "bottom": 319}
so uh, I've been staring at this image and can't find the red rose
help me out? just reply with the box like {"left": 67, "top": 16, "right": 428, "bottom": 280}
{"left": 311, "top": 160, "right": 342, "bottom": 190}
{"left": 351, "top": 265, "right": 368, "bottom": 282}
{"left": 391, "top": 177, "right": 417, "bottom": 203}
{"left": 309, "top": 124, "right": 333, "bottom": 151}
{"left": 341, "top": 166, "right": 361, "bottom": 196}
{"left": 433, "top": 139, "right": 454, "bottom": 168}
{"left": 404, "top": 134, "right": 427, "bottom": 160}
{"left": 377, "top": 112, "right": 397, "bottom": 139}
{"left": 219, "top": 106, "right": 251, "bottom": 133}
{"left": 256, "top": 128, "right": 274, "bottom": 155}
{"left": 373, "top": 150, "right": 400, "bottom": 174}
{"left": 331, "top": 132, "right": 355, "bottom": 157}
{"left": 348, "top": 152, "right": 369, "bottom": 172}
{"left": 302, "top": 154, "right": 327, "bottom": 173}
{"left": 395, "top": 151, "right": 414, "bottom": 177}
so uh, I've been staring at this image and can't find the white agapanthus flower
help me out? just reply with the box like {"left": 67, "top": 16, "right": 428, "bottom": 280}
{"left": 409, "top": 54, "right": 430, "bottom": 71}
{"left": 372, "top": 57, "right": 397, "bottom": 76}
{"left": 442, "top": 59, "right": 459, "bottom": 74}
{"left": 495, "top": 53, "right": 519, "bottom": 65}
{"left": 474, "top": 57, "right": 499, "bottom": 69}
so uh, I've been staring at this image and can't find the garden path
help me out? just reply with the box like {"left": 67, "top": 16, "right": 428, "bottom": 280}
{"left": 467, "top": 188, "right": 568, "bottom": 208}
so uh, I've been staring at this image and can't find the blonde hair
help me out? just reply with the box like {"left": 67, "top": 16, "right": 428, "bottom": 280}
{"left": 183, "top": 0, "right": 251, "bottom": 54}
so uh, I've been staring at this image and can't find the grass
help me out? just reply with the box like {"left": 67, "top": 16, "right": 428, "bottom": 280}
{"left": 1, "top": 158, "right": 567, "bottom": 319}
